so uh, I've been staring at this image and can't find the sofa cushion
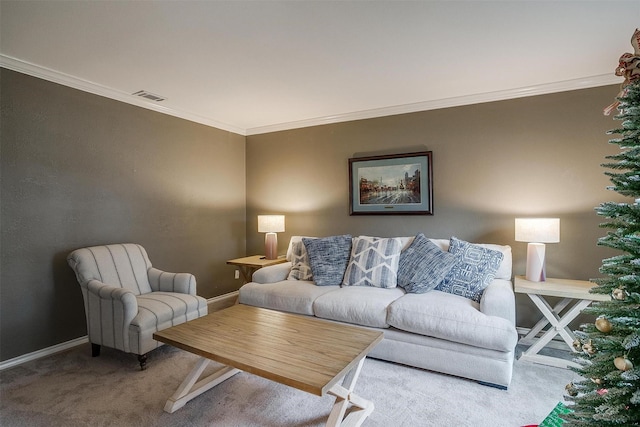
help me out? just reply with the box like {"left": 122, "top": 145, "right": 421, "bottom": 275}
{"left": 397, "top": 233, "right": 457, "bottom": 293}
{"left": 238, "top": 281, "right": 339, "bottom": 316}
{"left": 287, "top": 240, "right": 314, "bottom": 281}
{"left": 303, "top": 235, "right": 352, "bottom": 286}
{"left": 387, "top": 291, "right": 518, "bottom": 352}
{"left": 342, "top": 236, "right": 403, "bottom": 288}
{"left": 133, "top": 292, "right": 207, "bottom": 330}
{"left": 437, "top": 237, "right": 504, "bottom": 302}
{"left": 313, "top": 286, "right": 405, "bottom": 328}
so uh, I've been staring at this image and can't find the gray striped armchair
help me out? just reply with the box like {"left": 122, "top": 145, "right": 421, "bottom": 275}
{"left": 67, "top": 243, "right": 208, "bottom": 369}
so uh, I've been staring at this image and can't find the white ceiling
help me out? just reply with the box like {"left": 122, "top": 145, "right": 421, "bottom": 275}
{"left": 1, "top": 1, "right": 639, "bottom": 135}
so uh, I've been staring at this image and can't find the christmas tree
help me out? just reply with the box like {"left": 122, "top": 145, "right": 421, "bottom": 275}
{"left": 563, "top": 29, "right": 640, "bottom": 426}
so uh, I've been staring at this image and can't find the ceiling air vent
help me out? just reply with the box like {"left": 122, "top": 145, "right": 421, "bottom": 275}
{"left": 132, "top": 90, "right": 166, "bottom": 102}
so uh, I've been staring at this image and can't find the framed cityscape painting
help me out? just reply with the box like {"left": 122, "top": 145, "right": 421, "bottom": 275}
{"left": 349, "top": 151, "right": 433, "bottom": 215}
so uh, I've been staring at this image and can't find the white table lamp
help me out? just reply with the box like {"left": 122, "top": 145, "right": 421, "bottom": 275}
{"left": 515, "top": 218, "right": 560, "bottom": 282}
{"left": 258, "top": 215, "right": 285, "bottom": 260}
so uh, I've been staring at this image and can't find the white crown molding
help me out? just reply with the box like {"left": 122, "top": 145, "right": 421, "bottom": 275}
{"left": 1, "top": 54, "right": 621, "bottom": 138}
{"left": 0, "top": 54, "right": 247, "bottom": 136}
{"left": 246, "top": 74, "right": 622, "bottom": 135}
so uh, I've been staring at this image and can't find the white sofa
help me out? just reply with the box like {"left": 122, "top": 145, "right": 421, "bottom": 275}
{"left": 239, "top": 235, "right": 518, "bottom": 389}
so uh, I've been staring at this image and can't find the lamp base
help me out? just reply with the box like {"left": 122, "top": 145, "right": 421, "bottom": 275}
{"left": 525, "top": 242, "right": 546, "bottom": 282}
{"left": 264, "top": 232, "right": 278, "bottom": 260}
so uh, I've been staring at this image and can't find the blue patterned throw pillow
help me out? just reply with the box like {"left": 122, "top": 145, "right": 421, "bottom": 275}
{"left": 342, "top": 236, "right": 403, "bottom": 288}
{"left": 303, "top": 235, "right": 352, "bottom": 286}
{"left": 437, "top": 236, "right": 504, "bottom": 302}
{"left": 397, "top": 233, "right": 458, "bottom": 293}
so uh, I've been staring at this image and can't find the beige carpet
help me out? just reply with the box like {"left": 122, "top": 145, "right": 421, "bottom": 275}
{"left": 0, "top": 343, "right": 576, "bottom": 427}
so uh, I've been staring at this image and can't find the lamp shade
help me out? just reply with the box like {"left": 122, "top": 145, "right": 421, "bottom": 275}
{"left": 258, "top": 215, "right": 285, "bottom": 233}
{"left": 515, "top": 218, "right": 560, "bottom": 243}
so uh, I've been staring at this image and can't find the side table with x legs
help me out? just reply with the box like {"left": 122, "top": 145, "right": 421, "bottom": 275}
{"left": 515, "top": 276, "right": 610, "bottom": 369}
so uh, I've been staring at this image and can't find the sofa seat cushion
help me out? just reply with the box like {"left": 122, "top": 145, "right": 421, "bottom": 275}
{"left": 129, "top": 292, "right": 208, "bottom": 355}
{"left": 238, "top": 281, "right": 339, "bottom": 315}
{"left": 132, "top": 292, "right": 207, "bottom": 330}
{"left": 387, "top": 290, "right": 517, "bottom": 352}
{"left": 313, "top": 286, "right": 405, "bottom": 328}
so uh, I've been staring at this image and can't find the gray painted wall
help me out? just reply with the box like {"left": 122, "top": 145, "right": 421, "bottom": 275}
{"left": 0, "top": 67, "right": 628, "bottom": 362}
{"left": 1, "top": 69, "right": 247, "bottom": 361}
{"left": 246, "top": 85, "right": 627, "bottom": 329}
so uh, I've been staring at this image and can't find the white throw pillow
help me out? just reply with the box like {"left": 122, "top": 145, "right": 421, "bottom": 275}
{"left": 342, "top": 236, "right": 403, "bottom": 288}
{"left": 287, "top": 240, "right": 313, "bottom": 281}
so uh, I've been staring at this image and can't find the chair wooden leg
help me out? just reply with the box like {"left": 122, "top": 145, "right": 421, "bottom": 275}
{"left": 91, "top": 343, "right": 101, "bottom": 357}
{"left": 138, "top": 353, "right": 148, "bottom": 370}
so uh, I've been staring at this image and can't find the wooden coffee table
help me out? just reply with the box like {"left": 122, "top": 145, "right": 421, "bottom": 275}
{"left": 153, "top": 304, "right": 383, "bottom": 426}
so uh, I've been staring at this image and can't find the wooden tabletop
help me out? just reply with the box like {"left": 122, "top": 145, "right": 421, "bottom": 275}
{"left": 153, "top": 304, "right": 383, "bottom": 396}
{"left": 514, "top": 276, "right": 610, "bottom": 301}
{"left": 226, "top": 255, "right": 287, "bottom": 268}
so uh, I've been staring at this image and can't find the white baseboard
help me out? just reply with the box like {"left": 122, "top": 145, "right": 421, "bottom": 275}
{"left": 0, "top": 336, "right": 89, "bottom": 371}
{"left": 0, "top": 292, "right": 240, "bottom": 371}
{"left": 207, "top": 291, "right": 239, "bottom": 308}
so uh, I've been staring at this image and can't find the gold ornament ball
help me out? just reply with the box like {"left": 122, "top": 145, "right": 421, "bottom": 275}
{"left": 614, "top": 356, "right": 633, "bottom": 371}
{"left": 591, "top": 378, "right": 603, "bottom": 385}
{"left": 582, "top": 340, "right": 596, "bottom": 355}
{"left": 565, "top": 382, "right": 578, "bottom": 397}
{"left": 595, "top": 317, "right": 612, "bottom": 333}
{"left": 572, "top": 339, "right": 582, "bottom": 351}
{"left": 612, "top": 288, "right": 626, "bottom": 300}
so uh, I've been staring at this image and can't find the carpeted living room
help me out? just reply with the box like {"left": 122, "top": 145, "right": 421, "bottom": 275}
{"left": 2, "top": 2, "right": 639, "bottom": 427}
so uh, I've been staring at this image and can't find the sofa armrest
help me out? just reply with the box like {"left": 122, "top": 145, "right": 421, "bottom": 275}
{"left": 147, "top": 267, "right": 196, "bottom": 295}
{"left": 83, "top": 279, "right": 136, "bottom": 304}
{"left": 252, "top": 262, "right": 293, "bottom": 283}
{"left": 81, "top": 279, "right": 138, "bottom": 352}
{"left": 480, "top": 279, "right": 516, "bottom": 325}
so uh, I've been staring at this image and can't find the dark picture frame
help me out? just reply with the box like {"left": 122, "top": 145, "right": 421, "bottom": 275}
{"left": 349, "top": 151, "right": 433, "bottom": 215}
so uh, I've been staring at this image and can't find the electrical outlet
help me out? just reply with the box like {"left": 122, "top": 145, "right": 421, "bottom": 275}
{"left": 234, "top": 270, "right": 240, "bottom": 279}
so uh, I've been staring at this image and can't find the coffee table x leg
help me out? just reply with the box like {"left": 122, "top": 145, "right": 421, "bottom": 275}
{"left": 326, "top": 358, "right": 373, "bottom": 427}
{"left": 519, "top": 294, "right": 592, "bottom": 368}
{"left": 163, "top": 357, "right": 240, "bottom": 413}
{"left": 163, "top": 356, "right": 374, "bottom": 426}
